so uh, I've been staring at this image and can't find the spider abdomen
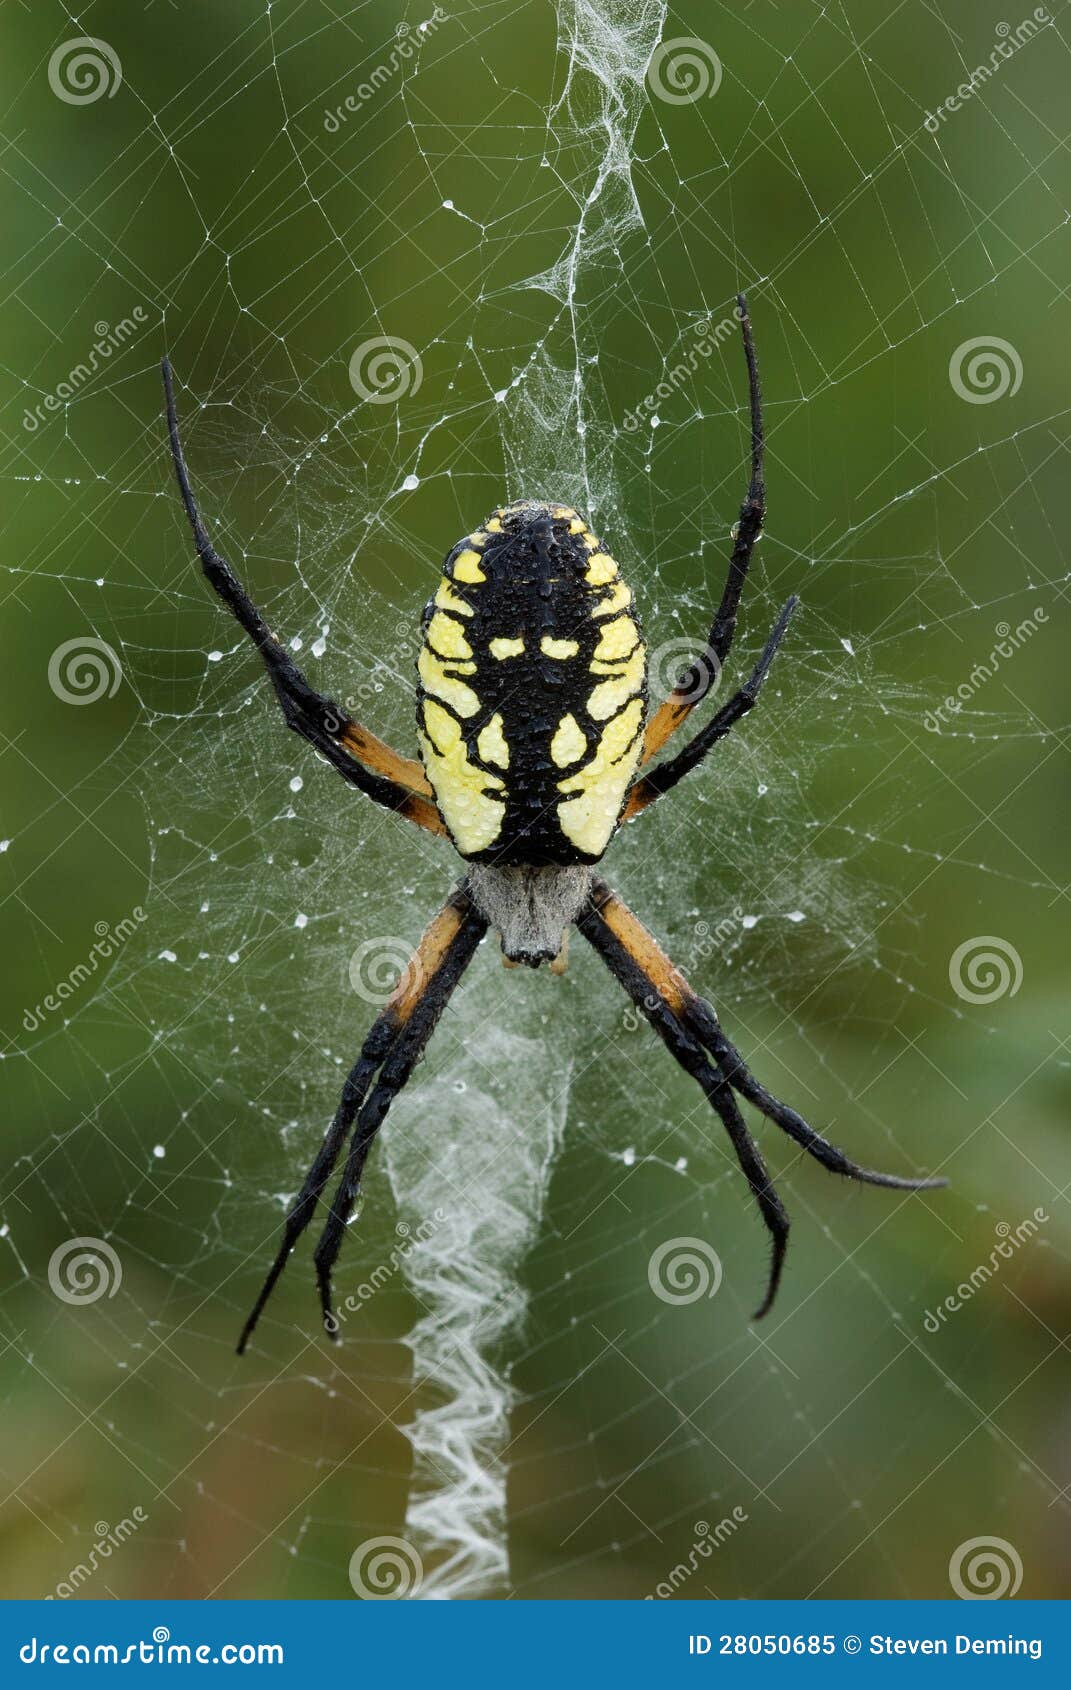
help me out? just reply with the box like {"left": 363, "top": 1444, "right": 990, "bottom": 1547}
{"left": 417, "top": 501, "right": 647, "bottom": 865}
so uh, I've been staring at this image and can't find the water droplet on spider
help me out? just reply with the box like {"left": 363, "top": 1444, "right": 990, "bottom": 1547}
{"left": 785, "top": 910, "right": 805, "bottom": 923}
{"left": 840, "top": 637, "right": 855, "bottom": 656}
{"left": 311, "top": 636, "right": 327, "bottom": 658}
{"left": 207, "top": 650, "right": 222, "bottom": 663}
{"left": 289, "top": 775, "right": 304, "bottom": 793}
{"left": 452, "top": 1079, "right": 467, "bottom": 1094}
{"left": 741, "top": 914, "right": 759, "bottom": 930}
{"left": 159, "top": 949, "right": 177, "bottom": 962}
{"left": 401, "top": 473, "right": 419, "bottom": 492}
{"left": 153, "top": 1144, "right": 166, "bottom": 1159}
{"left": 294, "top": 913, "right": 308, "bottom": 929}
{"left": 227, "top": 951, "right": 240, "bottom": 964}
{"left": 290, "top": 635, "right": 303, "bottom": 651}
{"left": 757, "top": 782, "right": 768, "bottom": 796}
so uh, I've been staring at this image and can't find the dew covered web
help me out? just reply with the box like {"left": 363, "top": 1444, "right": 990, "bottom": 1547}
{"left": 3, "top": 0, "right": 1070, "bottom": 1603}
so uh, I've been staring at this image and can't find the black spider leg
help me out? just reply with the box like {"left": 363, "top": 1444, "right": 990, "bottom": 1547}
{"left": 627, "top": 594, "right": 798, "bottom": 816}
{"left": 237, "top": 891, "right": 486, "bottom": 1354}
{"left": 678, "top": 993, "right": 948, "bottom": 1196}
{"left": 313, "top": 898, "right": 488, "bottom": 1338}
{"left": 674, "top": 292, "right": 768, "bottom": 709}
{"left": 162, "top": 359, "right": 440, "bottom": 828}
{"left": 575, "top": 892, "right": 789, "bottom": 1319}
{"left": 236, "top": 1027, "right": 393, "bottom": 1356}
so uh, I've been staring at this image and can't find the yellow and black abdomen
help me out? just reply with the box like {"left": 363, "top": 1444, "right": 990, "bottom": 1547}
{"left": 416, "top": 501, "right": 647, "bottom": 864}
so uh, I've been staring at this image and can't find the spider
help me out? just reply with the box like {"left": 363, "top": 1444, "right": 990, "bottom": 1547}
{"left": 162, "top": 297, "right": 945, "bottom": 1354}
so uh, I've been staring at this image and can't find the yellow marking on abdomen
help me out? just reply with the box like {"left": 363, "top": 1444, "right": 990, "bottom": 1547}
{"left": 588, "top": 643, "right": 645, "bottom": 721}
{"left": 419, "top": 700, "right": 503, "bottom": 855}
{"left": 593, "top": 616, "right": 639, "bottom": 664}
{"left": 477, "top": 714, "right": 509, "bottom": 769}
{"left": 489, "top": 636, "right": 525, "bottom": 660}
{"left": 426, "top": 611, "right": 473, "bottom": 662}
{"left": 418, "top": 645, "right": 480, "bottom": 717}
{"left": 586, "top": 551, "right": 617, "bottom": 586}
{"left": 592, "top": 579, "right": 632, "bottom": 618}
{"left": 435, "top": 579, "right": 474, "bottom": 618}
{"left": 541, "top": 636, "right": 580, "bottom": 659}
{"left": 550, "top": 713, "right": 587, "bottom": 768}
{"left": 557, "top": 696, "right": 644, "bottom": 856}
{"left": 452, "top": 548, "right": 486, "bottom": 584}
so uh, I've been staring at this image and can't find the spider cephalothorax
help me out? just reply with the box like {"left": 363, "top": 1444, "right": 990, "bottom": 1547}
{"left": 162, "top": 297, "right": 945, "bottom": 1354}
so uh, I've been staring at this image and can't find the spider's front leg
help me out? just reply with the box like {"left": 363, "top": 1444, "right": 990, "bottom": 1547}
{"left": 576, "top": 880, "right": 946, "bottom": 1318}
{"left": 641, "top": 293, "right": 769, "bottom": 765}
{"left": 162, "top": 360, "right": 445, "bottom": 836}
{"left": 237, "top": 888, "right": 487, "bottom": 1353}
{"left": 627, "top": 295, "right": 797, "bottom": 818}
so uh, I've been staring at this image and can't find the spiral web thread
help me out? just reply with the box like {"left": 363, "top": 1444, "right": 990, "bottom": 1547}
{"left": 2, "top": 0, "right": 1068, "bottom": 1603}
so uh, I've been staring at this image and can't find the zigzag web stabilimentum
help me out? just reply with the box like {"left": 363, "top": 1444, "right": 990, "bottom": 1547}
{"left": 381, "top": 0, "right": 675, "bottom": 1600}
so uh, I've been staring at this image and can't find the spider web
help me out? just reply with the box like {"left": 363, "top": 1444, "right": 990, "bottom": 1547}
{"left": 1, "top": 0, "right": 1068, "bottom": 1602}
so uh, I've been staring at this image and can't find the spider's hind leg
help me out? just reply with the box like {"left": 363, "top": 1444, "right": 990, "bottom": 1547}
{"left": 312, "top": 899, "right": 487, "bottom": 1335}
{"left": 589, "top": 881, "right": 947, "bottom": 1194}
{"left": 577, "top": 879, "right": 946, "bottom": 1318}
{"left": 237, "top": 888, "right": 487, "bottom": 1354}
{"left": 576, "top": 884, "right": 789, "bottom": 1319}
{"left": 681, "top": 995, "right": 948, "bottom": 1194}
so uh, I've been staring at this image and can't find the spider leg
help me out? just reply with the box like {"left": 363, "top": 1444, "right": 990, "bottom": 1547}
{"left": 641, "top": 293, "right": 767, "bottom": 765}
{"left": 574, "top": 878, "right": 939, "bottom": 1324}
{"left": 575, "top": 886, "right": 789, "bottom": 1319}
{"left": 587, "top": 879, "right": 947, "bottom": 1191}
{"left": 163, "top": 360, "right": 445, "bottom": 837}
{"left": 237, "top": 889, "right": 486, "bottom": 1353}
{"left": 678, "top": 994, "right": 947, "bottom": 1194}
{"left": 312, "top": 894, "right": 487, "bottom": 1336}
{"left": 624, "top": 594, "right": 797, "bottom": 820}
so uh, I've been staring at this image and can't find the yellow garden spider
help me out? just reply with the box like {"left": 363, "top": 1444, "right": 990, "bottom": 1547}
{"left": 163, "top": 298, "right": 944, "bottom": 1354}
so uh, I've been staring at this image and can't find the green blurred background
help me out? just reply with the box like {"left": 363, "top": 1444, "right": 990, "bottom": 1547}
{"left": 1, "top": 0, "right": 1068, "bottom": 1600}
